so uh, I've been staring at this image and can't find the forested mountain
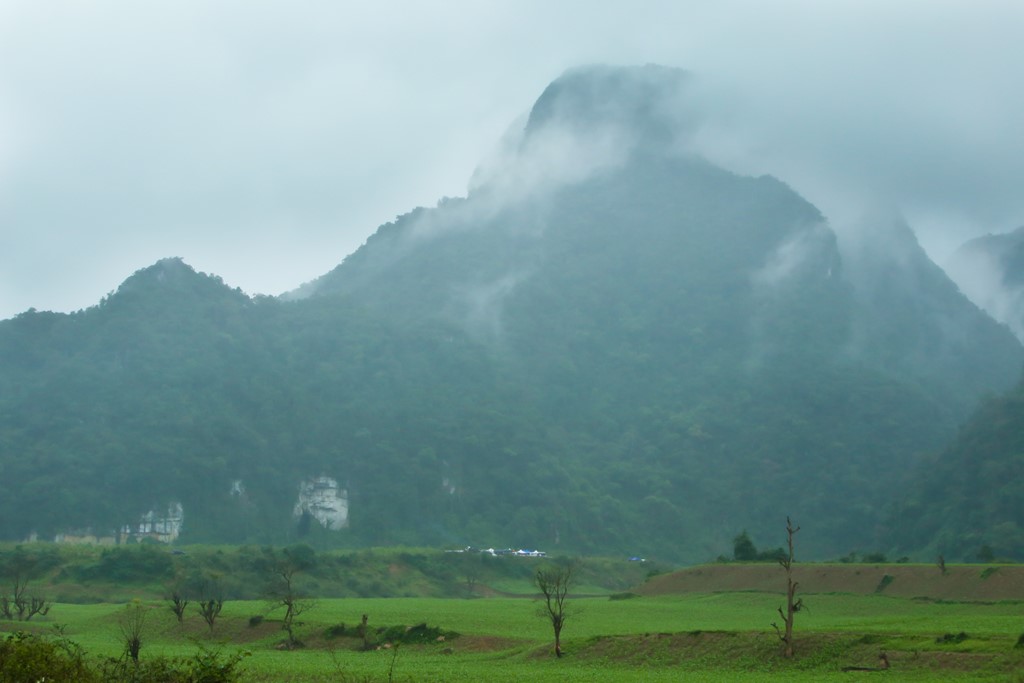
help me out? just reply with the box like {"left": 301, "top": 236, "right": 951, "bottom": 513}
{"left": 945, "top": 226, "right": 1024, "bottom": 341}
{"left": 1, "top": 65, "right": 1021, "bottom": 562}
{"left": 890, "top": 227, "right": 1024, "bottom": 560}
{"left": 890, "top": 375, "right": 1024, "bottom": 560}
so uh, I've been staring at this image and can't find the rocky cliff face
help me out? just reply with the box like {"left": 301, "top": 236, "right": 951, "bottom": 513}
{"left": 294, "top": 476, "right": 349, "bottom": 530}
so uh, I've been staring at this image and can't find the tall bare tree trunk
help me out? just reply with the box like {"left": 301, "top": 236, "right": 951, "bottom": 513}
{"left": 772, "top": 516, "right": 801, "bottom": 658}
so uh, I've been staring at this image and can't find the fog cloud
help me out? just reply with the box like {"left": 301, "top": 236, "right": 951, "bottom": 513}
{"left": 1, "top": 1, "right": 1022, "bottom": 319}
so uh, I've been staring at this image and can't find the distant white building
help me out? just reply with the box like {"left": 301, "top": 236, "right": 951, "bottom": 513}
{"left": 120, "top": 502, "right": 184, "bottom": 544}
{"left": 293, "top": 476, "right": 349, "bottom": 530}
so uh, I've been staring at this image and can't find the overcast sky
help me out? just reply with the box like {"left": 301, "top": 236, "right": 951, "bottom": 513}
{"left": 1, "top": 1, "right": 1022, "bottom": 320}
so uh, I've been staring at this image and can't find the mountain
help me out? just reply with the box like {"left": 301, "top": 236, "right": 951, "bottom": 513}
{"left": 1, "top": 65, "right": 1021, "bottom": 562}
{"left": 890, "top": 374, "right": 1024, "bottom": 560}
{"left": 945, "top": 226, "right": 1024, "bottom": 342}
{"left": 889, "top": 227, "right": 1024, "bottom": 560}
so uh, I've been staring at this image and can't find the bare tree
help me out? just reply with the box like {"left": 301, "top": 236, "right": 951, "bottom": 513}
{"left": 535, "top": 562, "right": 575, "bottom": 658}
{"left": 166, "top": 565, "right": 192, "bottom": 625}
{"left": 23, "top": 595, "right": 50, "bottom": 621}
{"left": 771, "top": 516, "right": 802, "bottom": 657}
{"left": 446, "top": 550, "right": 483, "bottom": 598}
{"left": 169, "top": 590, "right": 189, "bottom": 624}
{"left": 358, "top": 613, "right": 372, "bottom": 651}
{"left": 198, "top": 598, "right": 223, "bottom": 633}
{"left": 196, "top": 574, "right": 224, "bottom": 633}
{"left": 264, "top": 548, "right": 316, "bottom": 648}
{"left": 0, "top": 552, "right": 50, "bottom": 621}
{"left": 119, "top": 601, "right": 147, "bottom": 663}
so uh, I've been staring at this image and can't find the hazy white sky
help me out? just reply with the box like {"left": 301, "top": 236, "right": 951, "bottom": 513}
{"left": 2, "top": 1, "right": 1022, "bottom": 320}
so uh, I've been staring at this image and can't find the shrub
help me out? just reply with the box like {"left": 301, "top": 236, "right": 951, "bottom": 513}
{"left": 608, "top": 592, "right": 640, "bottom": 600}
{"left": 0, "top": 628, "right": 248, "bottom": 683}
{"left": 0, "top": 631, "right": 99, "bottom": 683}
{"left": 376, "top": 623, "right": 457, "bottom": 645}
{"left": 73, "top": 546, "right": 174, "bottom": 583}
{"left": 324, "top": 623, "right": 349, "bottom": 638}
{"left": 98, "top": 645, "right": 248, "bottom": 683}
{"left": 186, "top": 645, "right": 249, "bottom": 682}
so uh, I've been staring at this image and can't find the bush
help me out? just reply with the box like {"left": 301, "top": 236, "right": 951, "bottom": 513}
{"left": 98, "top": 644, "right": 248, "bottom": 683}
{"left": 0, "top": 631, "right": 99, "bottom": 683}
{"left": 185, "top": 645, "right": 249, "bottom": 682}
{"left": 376, "top": 623, "right": 457, "bottom": 645}
{"left": 73, "top": 546, "right": 174, "bottom": 583}
{"left": 324, "top": 623, "right": 349, "bottom": 638}
{"left": 608, "top": 592, "right": 640, "bottom": 601}
{"left": 0, "top": 631, "right": 247, "bottom": 683}
{"left": 980, "top": 567, "right": 999, "bottom": 580}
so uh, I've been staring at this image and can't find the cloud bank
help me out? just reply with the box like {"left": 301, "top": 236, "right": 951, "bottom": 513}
{"left": 1, "top": 1, "right": 1022, "bottom": 319}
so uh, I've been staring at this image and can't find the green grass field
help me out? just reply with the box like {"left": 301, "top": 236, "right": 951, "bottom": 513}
{"left": 8, "top": 590, "right": 1023, "bottom": 682}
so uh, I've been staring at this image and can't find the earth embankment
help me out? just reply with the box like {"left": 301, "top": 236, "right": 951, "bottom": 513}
{"left": 638, "top": 564, "right": 1024, "bottom": 601}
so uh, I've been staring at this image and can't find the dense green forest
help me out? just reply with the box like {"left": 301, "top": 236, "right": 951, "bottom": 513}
{"left": 890, "top": 375, "right": 1024, "bottom": 560}
{"left": 1, "top": 65, "right": 1021, "bottom": 562}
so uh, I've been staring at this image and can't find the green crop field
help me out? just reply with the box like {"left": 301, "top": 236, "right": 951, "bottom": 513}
{"left": 6, "top": 591, "right": 1024, "bottom": 682}
{"left": 4, "top": 550, "right": 1024, "bottom": 681}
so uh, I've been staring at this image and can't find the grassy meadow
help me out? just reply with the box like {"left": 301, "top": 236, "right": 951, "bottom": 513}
{"left": 3, "top": 546, "right": 1024, "bottom": 681}
{"left": 7, "top": 590, "right": 1024, "bottom": 681}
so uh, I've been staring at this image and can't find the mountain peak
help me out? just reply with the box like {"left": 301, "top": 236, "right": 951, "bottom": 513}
{"left": 106, "top": 257, "right": 249, "bottom": 312}
{"left": 524, "top": 64, "right": 691, "bottom": 144}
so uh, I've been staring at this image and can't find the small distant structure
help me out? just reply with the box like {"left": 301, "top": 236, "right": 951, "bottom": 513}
{"left": 120, "top": 502, "right": 184, "bottom": 544}
{"left": 482, "top": 547, "right": 546, "bottom": 557}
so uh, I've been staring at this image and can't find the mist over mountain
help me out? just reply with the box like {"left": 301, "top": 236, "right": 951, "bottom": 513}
{"left": 1, "top": 65, "right": 1020, "bottom": 562}
{"left": 945, "top": 226, "right": 1024, "bottom": 342}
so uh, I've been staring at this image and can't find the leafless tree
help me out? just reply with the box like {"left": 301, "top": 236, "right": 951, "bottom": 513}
{"left": 1, "top": 553, "right": 50, "bottom": 621}
{"left": 264, "top": 550, "right": 316, "bottom": 648}
{"left": 198, "top": 598, "right": 223, "bottom": 632}
{"left": 22, "top": 593, "right": 49, "bottom": 622}
{"left": 196, "top": 575, "right": 224, "bottom": 633}
{"left": 446, "top": 551, "right": 483, "bottom": 598}
{"left": 358, "top": 613, "right": 372, "bottom": 651}
{"left": 119, "top": 601, "right": 147, "bottom": 663}
{"left": 771, "top": 516, "right": 802, "bottom": 657}
{"left": 535, "top": 562, "right": 575, "bottom": 658}
{"left": 169, "top": 590, "right": 189, "bottom": 624}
